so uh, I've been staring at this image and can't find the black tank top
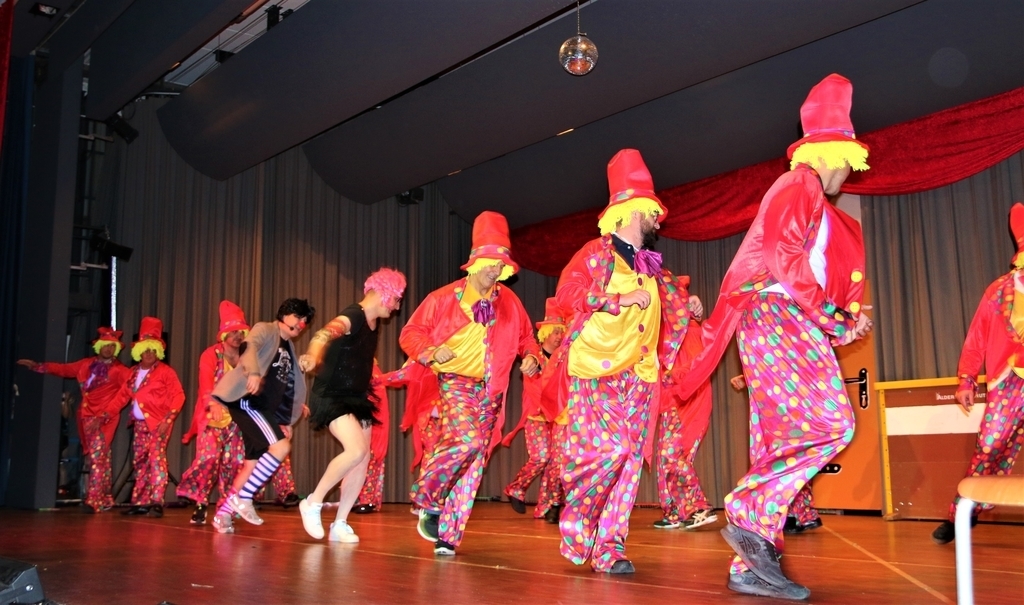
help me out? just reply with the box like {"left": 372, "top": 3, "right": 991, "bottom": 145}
{"left": 311, "top": 303, "right": 378, "bottom": 397}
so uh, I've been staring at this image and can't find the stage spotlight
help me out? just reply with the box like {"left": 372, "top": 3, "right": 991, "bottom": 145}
{"left": 30, "top": 3, "right": 59, "bottom": 18}
{"left": 105, "top": 115, "right": 139, "bottom": 145}
{"left": 397, "top": 187, "right": 424, "bottom": 206}
{"left": 90, "top": 234, "right": 134, "bottom": 262}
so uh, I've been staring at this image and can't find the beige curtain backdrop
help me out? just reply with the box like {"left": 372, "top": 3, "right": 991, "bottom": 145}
{"left": 94, "top": 100, "right": 1024, "bottom": 511}
{"left": 88, "top": 97, "right": 754, "bottom": 508}
{"left": 861, "top": 150, "right": 1024, "bottom": 381}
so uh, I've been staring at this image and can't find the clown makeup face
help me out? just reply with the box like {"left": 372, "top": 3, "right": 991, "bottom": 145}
{"left": 543, "top": 326, "right": 565, "bottom": 351}
{"left": 640, "top": 212, "right": 660, "bottom": 248}
{"left": 279, "top": 314, "right": 309, "bottom": 340}
{"left": 139, "top": 349, "right": 158, "bottom": 369}
{"left": 98, "top": 343, "right": 117, "bottom": 359}
{"left": 470, "top": 261, "right": 505, "bottom": 294}
{"left": 223, "top": 330, "right": 246, "bottom": 349}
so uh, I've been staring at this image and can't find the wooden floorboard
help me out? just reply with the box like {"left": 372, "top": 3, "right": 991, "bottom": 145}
{"left": 1, "top": 503, "right": 1021, "bottom": 604}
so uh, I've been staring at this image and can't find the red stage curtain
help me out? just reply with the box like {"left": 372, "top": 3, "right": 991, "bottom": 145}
{"left": 512, "top": 87, "right": 1024, "bottom": 277}
{"left": 0, "top": 0, "right": 14, "bottom": 150}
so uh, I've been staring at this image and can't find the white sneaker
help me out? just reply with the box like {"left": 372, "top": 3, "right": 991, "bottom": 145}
{"left": 329, "top": 520, "right": 359, "bottom": 543}
{"left": 299, "top": 499, "right": 325, "bottom": 539}
{"left": 228, "top": 494, "right": 264, "bottom": 526}
{"left": 212, "top": 511, "right": 235, "bottom": 534}
{"left": 682, "top": 508, "right": 718, "bottom": 530}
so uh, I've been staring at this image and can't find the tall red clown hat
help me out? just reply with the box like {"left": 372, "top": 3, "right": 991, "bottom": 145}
{"left": 217, "top": 300, "right": 250, "bottom": 341}
{"left": 91, "top": 327, "right": 124, "bottom": 356}
{"left": 597, "top": 149, "right": 668, "bottom": 235}
{"left": 1010, "top": 203, "right": 1024, "bottom": 269}
{"left": 535, "top": 297, "right": 569, "bottom": 344}
{"left": 131, "top": 316, "right": 167, "bottom": 361}
{"left": 461, "top": 211, "right": 519, "bottom": 281}
{"left": 787, "top": 74, "right": 870, "bottom": 171}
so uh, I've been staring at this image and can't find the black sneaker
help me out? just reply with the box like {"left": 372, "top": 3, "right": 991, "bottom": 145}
{"left": 727, "top": 570, "right": 810, "bottom": 600}
{"left": 434, "top": 540, "right": 456, "bottom": 556}
{"left": 544, "top": 504, "right": 562, "bottom": 525}
{"left": 721, "top": 524, "right": 789, "bottom": 588}
{"left": 784, "top": 517, "right": 822, "bottom": 534}
{"left": 609, "top": 560, "right": 635, "bottom": 574}
{"left": 190, "top": 504, "right": 208, "bottom": 525}
{"left": 932, "top": 520, "right": 956, "bottom": 544}
{"left": 121, "top": 506, "right": 150, "bottom": 516}
{"left": 279, "top": 492, "right": 301, "bottom": 508}
{"left": 417, "top": 510, "right": 439, "bottom": 542}
{"left": 509, "top": 496, "right": 526, "bottom": 515}
{"left": 352, "top": 503, "right": 376, "bottom": 514}
{"left": 147, "top": 505, "right": 164, "bottom": 518}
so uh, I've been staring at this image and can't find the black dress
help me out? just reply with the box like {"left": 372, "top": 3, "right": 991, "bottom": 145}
{"left": 307, "top": 304, "right": 381, "bottom": 429}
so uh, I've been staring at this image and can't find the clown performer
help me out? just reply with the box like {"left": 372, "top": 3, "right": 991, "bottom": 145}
{"left": 401, "top": 211, "right": 541, "bottom": 556}
{"left": 18, "top": 327, "right": 133, "bottom": 512}
{"left": 352, "top": 361, "right": 391, "bottom": 514}
{"left": 381, "top": 357, "right": 444, "bottom": 515}
{"left": 553, "top": 148, "right": 691, "bottom": 574}
{"left": 176, "top": 301, "right": 250, "bottom": 525}
{"left": 297, "top": 268, "right": 406, "bottom": 543}
{"left": 932, "top": 202, "right": 1024, "bottom": 545}
{"left": 653, "top": 278, "right": 716, "bottom": 531}
{"left": 729, "top": 373, "right": 823, "bottom": 535}
{"left": 117, "top": 317, "right": 186, "bottom": 518}
{"left": 677, "top": 73, "right": 873, "bottom": 600}
{"left": 501, "top": 297, "right": 569, "bottom": 522}
{"left": 209, "top": 298, "right": 314, "bottom": 534}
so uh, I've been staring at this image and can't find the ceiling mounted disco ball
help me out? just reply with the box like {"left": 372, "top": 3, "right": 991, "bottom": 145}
{"left": 559, "top": 35, "right": 598, "bottom": 76}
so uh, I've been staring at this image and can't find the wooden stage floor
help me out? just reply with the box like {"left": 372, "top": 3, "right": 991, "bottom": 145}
{"left": 1, "top": 503, "right": 1021, "bottom": 604}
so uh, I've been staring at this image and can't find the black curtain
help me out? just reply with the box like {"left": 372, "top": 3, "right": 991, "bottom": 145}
{"left": 0, "top": 56, "right": 34, "bottom": 506}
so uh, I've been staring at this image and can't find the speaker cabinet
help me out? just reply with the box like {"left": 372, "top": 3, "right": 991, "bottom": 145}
{"left": 0, "top": 558, "right": 44, "bottom": 604}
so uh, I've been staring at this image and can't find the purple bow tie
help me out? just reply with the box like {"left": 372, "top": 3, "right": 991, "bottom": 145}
{"left": 634, "top": 248, "right": 663, "bottom": 276}
{"left": 472, "top": 299, "right": 495, "bottom": 324}
{"left": 85, "top": 359, "right": 110, "bottom": 391}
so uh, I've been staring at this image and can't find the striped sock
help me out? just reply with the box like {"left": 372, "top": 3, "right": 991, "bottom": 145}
{"left": 217, "top": 488, "right": 236, "bottom": 515}
{"left": 238, "top": 453, "right": 282, "bottom": 501}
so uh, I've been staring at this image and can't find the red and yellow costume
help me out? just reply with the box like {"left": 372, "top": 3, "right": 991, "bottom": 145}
{"left": 655, "top": 280, "right": 714, "bottom": 525}
{"left": 31, "top": 327, "right": 132, "bottom": 511}
{"left": 116, "top": 317, "right": 186, "bottom": 507}
{"left": 356, "top": 364, "right": 390, "bottom": 510}
{"left": 401, "top": 211, "right": 541, "bottom": 549}
{"left": 946, "top": 203, "right": 1024, "bottom": 522}
{"left": 502, "top": 298, "right": 570, "bottom": 518}
{"left": 678, "top": 75, "right": 869, "bottom": 586}
{"left": 553, "top": 149, "right": 690, "bottom": 572}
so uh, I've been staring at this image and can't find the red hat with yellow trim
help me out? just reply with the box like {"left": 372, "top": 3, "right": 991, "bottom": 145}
{"left": 598, "top": 149, "right": 668, "bottom": 235}
{"left": 1010, "top": 203, "right": 1024, "bottom": 269}
{"left": 217, "top": 300, "right": 250, "bottom": 341}
{"left": 787, "top": 74, "right": 870, "bottom": 170}
{"left": 535, "top": 298, "right": 570, "bottom": 344}
{"left": 131, "top": 316, "right": 167, "bottom": 361}
{"left": 91, "top": 327, "right": 124, "bottom": 356}
{"left": 461, "top": 211, "right": 519, "bottom": 280}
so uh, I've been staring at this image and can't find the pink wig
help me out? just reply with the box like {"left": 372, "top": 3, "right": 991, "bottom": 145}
{"left": 365, "top": 267, "right": 407, "bottom": 303}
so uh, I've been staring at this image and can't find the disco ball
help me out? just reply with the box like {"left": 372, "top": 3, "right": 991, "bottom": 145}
{"left": 559, "top": 35, "right": 598, "bottom": 76}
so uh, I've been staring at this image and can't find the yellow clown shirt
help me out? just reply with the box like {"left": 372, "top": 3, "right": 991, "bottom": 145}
{"left": 568, "top": 253, "right": 661, "bottom": 382}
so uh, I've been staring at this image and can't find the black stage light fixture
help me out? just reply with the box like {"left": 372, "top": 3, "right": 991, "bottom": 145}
{"left": 105, "top": 115, "right": 139, "bottom": 145}
{"left": 30, "top": 3, "right": 59, "bottom": 18}
{"left": 214, "top": 50, "right": 235, "bottom": 64}
{"left": 397, "top": 187, "right": 424, "bottom": 206}
{"left": 90, "top": 233, "right": 134, "bottom": 262}
{"left": 266, "top": 5, "right": 281, "bottom": 29}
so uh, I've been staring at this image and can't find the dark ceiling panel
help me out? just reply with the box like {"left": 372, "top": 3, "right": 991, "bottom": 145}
{"left": 302, "top": 0, "right": 922, "bottom": 206}
{"left": 434, "top": 0, "right": 1024, "bottom": 228}
{"left": 156, "top": 0, "right": 572, "bottom": 181}
{"left": 86, "top": 0, "right": 256, "bottom": 121}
